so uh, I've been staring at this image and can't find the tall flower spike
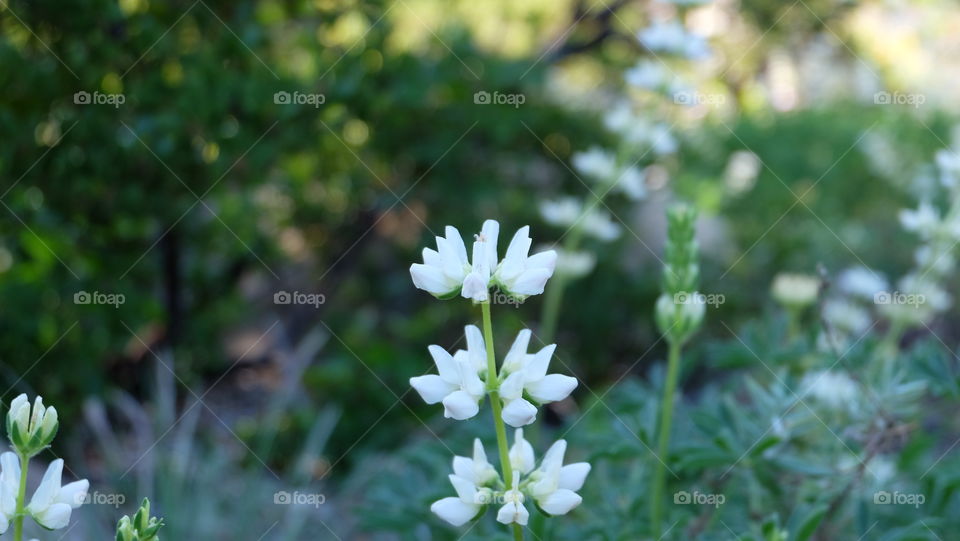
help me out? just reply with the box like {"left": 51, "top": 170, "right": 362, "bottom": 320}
{"left": 7, "top": 394, "right": 59, "bottom": 457}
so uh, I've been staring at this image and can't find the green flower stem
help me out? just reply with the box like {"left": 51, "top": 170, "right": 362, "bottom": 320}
{"left": 13, "top": 452, "right": 28, "bottom": 541}
{"left": 650, "top": 340, "right": 682, "bottom": 538}
{"left": 480, "top": 301, "right": 523, "bottom": 541}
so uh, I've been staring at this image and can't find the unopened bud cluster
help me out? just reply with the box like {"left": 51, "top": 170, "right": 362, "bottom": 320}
{"left": 655, "top": 204, "right": 704, "bottom": 344}
{"left": 115, "top": 498, "right": 164, "bottom": 541}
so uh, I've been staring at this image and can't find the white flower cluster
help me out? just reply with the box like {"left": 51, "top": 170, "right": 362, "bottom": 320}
{"left": 430, "top": 432, "right": 589, "bottom": 527}
{"left": 410, "top": 220, "right": 557, "bottom": 302}
{"left": 0, "top": 394, "right": 89, "bottom": 534}
{"left": 410, "top": 327, "right": 577, "bottom": 427}
{"left": 637, "top": 20, "right": 711, "bottom": 59}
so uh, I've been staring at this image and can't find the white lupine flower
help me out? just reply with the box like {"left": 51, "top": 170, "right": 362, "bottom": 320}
{"left": 25, "top": 458, "right": 88, "bottom": 530}
{"left": 582, "top": 209, "right": 621, "bottom": 241}
{"left": 572, "top": 147, "right": 618, "bottom": 182}
{"left": 0, "top": 452, "right": 17, "bottom": 533}
{"left": 915, "top": 245, "right": 956, "bottom": 276}
{"left": 432, "top": 439, "right": 502, "bottom": 526}
{"left": 410, "top": 226, "right": 470, "bottom": 299}
{"left": 409, "top": 335, "right": 486, "bottom": 421}
{"left": 462, "top": 221, "right": 500, "bottom": 302}
{"left": 495, "top": 471, "right": 528, "bottom": 525}
{"left": 430, "top": 474, "right": 484, "bottom": 527}
{"left": 837, "top": 266, "right": 888, "bottom": 300}
{"left": 7, "top": 394, "right": 58, "bottom": 457}
{"left": 453, "top": 439, "right": 499, "bottom": 487}
{"left": 771, "top": 273, "right": 820, "bottom": 308}
{"left": 493, "top": 227, "right": 557, "bottom": 298}
{"left": 527, "top": 440, "right": 590, "bottom": 516}
{"left": 497, "top": 330, "right": 577, "bottom": 427}
{"left": 509, "top": 429, "right": 535, "bottom": 475}
{"left": 618, "top": 166, "right": 647, "bottom": 201}
{"left": 638, "top": 21, "right": 710, "bottom": 59}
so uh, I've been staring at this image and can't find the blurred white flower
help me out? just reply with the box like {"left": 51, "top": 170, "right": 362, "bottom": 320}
{"left": 572, "top": 147, "right": 618, "bottom": 181}
{"left": 836, "top": 266, "right": 888, "bottom": 300}
{"left": 554, "top": 249, "right": 596, "bottom": 279}
{"left": 498, "top": 330, "right": 577, "bottom": 427}
{"left": 823, "top": 299, "right": 871, "bottom": 335}
{"left": 899, "top": 202, "right": 940, "bottom": 238}
{"left": 915, "top": 245, "right": 955, "bottom": 275}
{"left": 24, "top": 458, "right": 88, "bottom": 530}
{"left": 625, "top": 60, "right": 669, "bottom": 90}
{"left": 410, "top": 332, "right": 486, "bottom": 421}
{"left": 771, "top": 273, "right": 820, "bottom": 308}
{"left": 935, "top": 149, "right": 960, "bottom": 188}
{"left": 638, "top": 21, "right": 710, "bottom": 59}
{"left": 539, "top": 198, "right": 621, "bottom": 241}
{"left": 801, "top": 370, "right": 858, "bottom": 411}
{"left": 527, "top": 440, "right": 590, "bottom": 516}
{"left": 495, "top": 471, "right": 528, "bottom": 525}
{"left": 724, "top": 150, "right": 761, "bottom": 193}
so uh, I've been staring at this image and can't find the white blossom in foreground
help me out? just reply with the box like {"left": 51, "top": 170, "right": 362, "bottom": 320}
{"left": 409, "top": 332, "right": 486, "bottom": 421}
{"left": 432, "top": 434, "right": 589, "bottom": 527}
{"left": 527, "top": 440, "right": 590, "bottom": 516}
{"left": 25, "top": 458, "right": 89, "bottom": 530}
{"left": 0, "top": 453, "right": 88, "bottom": 531}
{"left": 492, "top": 227, "right": 557, "bottom": 299}
{"left": 411, "top": 220, "right": 555, "bottom": 302}
{"left": 496, "top": 472, "right": 528, "bottom": 525}
{"left": 498, "top": 330, "right": 577, "bottom": 427}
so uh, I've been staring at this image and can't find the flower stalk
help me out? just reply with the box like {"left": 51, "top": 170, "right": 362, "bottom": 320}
{"left": 13, "top": 452, "right": 27, "bottom": 541}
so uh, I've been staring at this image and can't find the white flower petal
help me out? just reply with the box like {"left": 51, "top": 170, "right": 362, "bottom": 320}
{"left": 27, "top": 459, "right": 63, "bottom": 513}
{"left": 428, "top": 345, "right": 460, "bottom": 385}
{"left": 461, "top": 272, "right": 490, "bottom": 302}
{"left": 33, "top": 502, "right": 72, "bottom": 530}
{"left": 496, "top": 502, "right": 529, "bottom": 525}
{"left": 431, "top": 497, "right": 479, "bottom": 527}
{"left": 481, "top": 219, "right": 500, "bottom": 269}
{"left": 463, "top": 325, "right": 487, "bottom": 372}
{"left": 448, "top": 475, "right": 477, "bottom": 502}
{"left": 409, "top": 375, "right": 457, "bottom": 404}
{"left": 539, "top": 489, "right": 582, "bottom": 515}
{"left": 442, "top": 391, "right": 480, "bottom": 420}
{"left": 409, "top": 264, "right": 454, "bottom": 296}
{"left": 501, "top": 398, "right": 537, "bottom": 427}
{"left": 558, "top": 463, "right": 591, "bottom": 491}
{"left": 523, "top": 344, "right": 557, "bottom": 382}
{"left": 526, "top": 374, "right": 578, "bottom": 403}
{"left": 499, "top": 371, "right": 526, "bottom": 401}
{"left": 509, "top": 429, "right": 536, "bottom": 474}
{"left": 503, "top": 330, "right": 532, "bottom": 373}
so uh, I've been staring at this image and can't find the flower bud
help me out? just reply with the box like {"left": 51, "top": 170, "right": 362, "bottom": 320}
{"left": 655, "top": 293, "right": 705, "bottom": 345}
{"left": 116, "top": 498, "right": 163, "bottom": 541}
{"left": 6, "top": 394, "right": 58, "bottom": 457}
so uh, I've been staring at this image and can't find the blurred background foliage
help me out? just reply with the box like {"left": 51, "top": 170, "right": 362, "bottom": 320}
{"left": 2, "top": 0, "right": 960, "bottom": 538}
